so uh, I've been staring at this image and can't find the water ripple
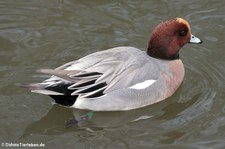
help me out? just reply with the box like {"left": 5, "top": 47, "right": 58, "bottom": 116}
{"left": 1, "top": 0, "right": 225, "bottom": 148}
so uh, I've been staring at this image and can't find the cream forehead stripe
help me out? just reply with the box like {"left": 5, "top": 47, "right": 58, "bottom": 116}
{"left": 176, "top": 18, "right": 191, "bottom": 32}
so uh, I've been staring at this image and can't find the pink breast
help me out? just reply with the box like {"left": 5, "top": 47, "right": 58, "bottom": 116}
{"left": 162, "top": 60, "right": 185, "bottom": 97}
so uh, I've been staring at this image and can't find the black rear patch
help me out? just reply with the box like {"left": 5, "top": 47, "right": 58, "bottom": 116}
{"left": 46, "top": 83, "right": 77, "bottom": 106}
{"left": 44, "top": 71, "right": 107, "bottom": 106}
{"left": 45, "top": 81, "right": 107, "bottom": 106}
{"left": 50, "top": 95, "right": 77, "bottom": 106}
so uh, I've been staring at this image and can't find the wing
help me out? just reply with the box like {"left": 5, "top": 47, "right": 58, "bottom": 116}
{"left": 26, "top": 47, "right": 160, "bottom": 99}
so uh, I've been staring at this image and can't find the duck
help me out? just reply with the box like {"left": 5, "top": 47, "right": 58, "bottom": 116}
{"left": 23, "top": 18, "right": 202, "bottom": 111}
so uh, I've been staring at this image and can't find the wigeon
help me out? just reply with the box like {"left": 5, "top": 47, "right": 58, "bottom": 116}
{"left": 22, "top": 18, "right": 202, "bottom": 111}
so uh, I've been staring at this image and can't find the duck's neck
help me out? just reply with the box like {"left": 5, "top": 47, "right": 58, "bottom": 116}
{"left": 147, "top": 47, "right": 180, "bottom": 60}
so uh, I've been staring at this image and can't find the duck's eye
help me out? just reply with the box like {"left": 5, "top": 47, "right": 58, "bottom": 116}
{"left": 179, "top": 30, "right": 187, "bottom": 36}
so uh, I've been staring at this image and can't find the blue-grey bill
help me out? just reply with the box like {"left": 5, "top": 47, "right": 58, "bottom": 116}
{"left": 189, "top": 34, "right": 203, "bottom": 44}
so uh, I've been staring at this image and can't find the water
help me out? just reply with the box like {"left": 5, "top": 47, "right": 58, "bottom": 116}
{"left": 0, "top": 0, "right": 225, "bottom": 148}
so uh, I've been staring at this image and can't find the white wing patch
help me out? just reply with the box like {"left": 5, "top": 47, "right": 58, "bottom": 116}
{"left": 129, "top": 80, "right": 156, "bottom": 90}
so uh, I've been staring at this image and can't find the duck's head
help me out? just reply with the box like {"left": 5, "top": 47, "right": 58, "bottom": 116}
{"left": 147, "top": 18, "right": 202, "bottom": 60}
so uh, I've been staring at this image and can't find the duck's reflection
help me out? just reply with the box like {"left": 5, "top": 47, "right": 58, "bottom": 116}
{"left": 19, "top": 87, "right": 202, "bottom": 146}
{"left": 20, "top": 103, "right": 166, "bottom": 139}
{"left": 20, "top": 105, "right": 76, "bottom": 139}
